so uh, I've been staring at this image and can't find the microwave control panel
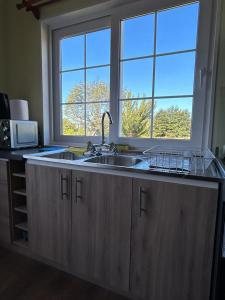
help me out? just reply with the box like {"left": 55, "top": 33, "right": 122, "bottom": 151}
{"left": 0, "top": 120, "right": 11, "bottom": 149}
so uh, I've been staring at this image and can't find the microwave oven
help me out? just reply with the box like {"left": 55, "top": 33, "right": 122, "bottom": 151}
{"left": 0, "top": 120, "right": 38, "bottom": 149}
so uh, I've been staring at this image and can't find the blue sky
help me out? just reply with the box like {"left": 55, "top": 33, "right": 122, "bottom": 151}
{"left": 60, "top": 2, "right": 199, "bottom": 113}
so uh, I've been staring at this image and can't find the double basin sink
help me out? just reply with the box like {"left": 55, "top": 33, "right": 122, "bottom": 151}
{"left": 41, "top": 151, "right": 143, "bottom": 168}
{"left": 85, "top": 155, "right": 142, "bottom": 167}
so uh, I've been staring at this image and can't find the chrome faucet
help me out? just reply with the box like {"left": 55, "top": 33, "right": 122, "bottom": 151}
{"left": 101, "top": 111, "right": 113, "bottom": 145}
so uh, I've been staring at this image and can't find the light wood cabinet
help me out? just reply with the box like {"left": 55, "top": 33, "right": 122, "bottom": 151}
{"left": 71, "top": 170, "right": 132, "bottom": 292}
{"left": 131, "top": 179, "right": 219, "bottom": 300}
{"left": 26, "top": 163, "right": 220, "bottom": 300}
{"left": 0, "top": 160, "right": 10, "bottom": 244}
{"left": 27, "top": 165, "right": 71, "bottom": 266}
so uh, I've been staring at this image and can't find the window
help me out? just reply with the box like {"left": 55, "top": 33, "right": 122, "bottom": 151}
{"left": 119, "top": 3, "right": 199, "bottom": 140}
{"left": 60, "top": 27, "right": 111, "bottom": 137}
{"left": 52, "top": 0, "right": 214, "bottom": 148}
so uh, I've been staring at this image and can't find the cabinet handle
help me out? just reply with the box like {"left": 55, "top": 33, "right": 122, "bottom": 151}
{"left": 60, "top": 175, "right": 69, "bottom": 200}
{"left": 75, "top": 177, "right": 82, "bottom": 203}
{"left": 139, "top": 187, "right": 147, "bottom": 217}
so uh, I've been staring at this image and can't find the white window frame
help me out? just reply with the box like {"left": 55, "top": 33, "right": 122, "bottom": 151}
{"left": 50, "top": 0, "right": 216, "bottom": 150}
{"left": 52, "top": 17, "right": 111, "bottom": 145}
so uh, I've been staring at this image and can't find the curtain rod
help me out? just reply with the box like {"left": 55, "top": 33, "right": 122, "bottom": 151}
{"left": 17, "top": 0, "right": 62, "bottom": 19}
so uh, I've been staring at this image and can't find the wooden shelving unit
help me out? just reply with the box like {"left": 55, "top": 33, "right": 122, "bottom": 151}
{"left": 9, "top": 160, "right": 29, "bottom": 248}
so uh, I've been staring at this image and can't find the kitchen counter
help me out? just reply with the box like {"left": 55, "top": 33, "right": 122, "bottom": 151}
{"left": 0, "top": 149, "right": 26, "bottom": 160}
{"left": 23, "top": 148, "right": 225, "bottom": 183}
{"left": 0, "top": 147, "right": 64, "bottom": 161}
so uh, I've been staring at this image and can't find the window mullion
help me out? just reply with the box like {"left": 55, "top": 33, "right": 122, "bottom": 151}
{"left": 151, "top": 12, "right": 158, "bottom": 139}
{"left": 84, "top": 34, "right": 87, "bottom": 136}
{"left": 110, "top": 16, "right": 120, "bottom": 143}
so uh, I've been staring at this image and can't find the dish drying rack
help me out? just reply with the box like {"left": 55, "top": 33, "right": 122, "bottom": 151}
{"left": 142, "top": 147, "right": 215, "bottom": 175}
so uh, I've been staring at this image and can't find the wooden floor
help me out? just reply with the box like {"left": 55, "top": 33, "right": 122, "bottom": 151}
{"left": 217, "top": 258, "right": 225, "bottom": 299}
{"left": 0, "top": 247, "right": 129, "bottom": 300}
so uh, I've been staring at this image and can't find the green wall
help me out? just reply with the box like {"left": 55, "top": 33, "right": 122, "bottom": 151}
{"left": 0, "top": 0, "right": 224, "bottom": 149}
{"left": 0, "top": 0, "right": 110, "bottom": 141}
{"left": 41, "top": 0, "right": 110, "bottom": 19}
{"left": 0, "top": 0, "right": 6, "bottom": 92}
{"left": 0, "top": 0, "right": 43, "bottom": 132}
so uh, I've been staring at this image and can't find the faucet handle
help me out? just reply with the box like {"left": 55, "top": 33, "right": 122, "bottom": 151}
{"left": 87, "top": 141, "right": 97, "bottom": 152}
{"left": 109, "top": 143, "right": 118, "bottom": 154}
{"left": 87, "top": 141, "right": 93, "bottom": 152}
{"left": 85, "top": 141, "right": 97, "bottom": 156}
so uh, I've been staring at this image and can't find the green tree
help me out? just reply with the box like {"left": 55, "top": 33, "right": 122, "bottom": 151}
{"left": 153, "top": 106, "right": 191, "bottom": 139}
{"left": 63, "top": 118, "right": 84, "bottom": 136}
{"left": 63, "top": 81, "right": 109, "bottom": 136}
{"left": 63, "top": 81, "right": 152, "bottom": 137}
{"left": 63, "top": 81, "right": 191, "bottom": 140}
{"left": 121, "top": 100, "right": 151, "bottom": 138}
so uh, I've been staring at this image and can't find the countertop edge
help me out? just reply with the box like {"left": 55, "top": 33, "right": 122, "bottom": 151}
{"left": 25, "top": 157, "right": 221, "bottom": 189}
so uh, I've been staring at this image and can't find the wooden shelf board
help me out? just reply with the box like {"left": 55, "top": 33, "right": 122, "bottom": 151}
{"left": 13, "top": 239, "right": 29, "bottom": 248}
{"left": 12, "top": 172, "right": 26, "bottom": 178}
{"left": 15, "top": 222, "right": 28, "bottom": 232}
{"left": 14, "top": 206, "right": 28, "bottom": 214}
{"left": 13, "top": 189, "right": 27, "bottom": 196}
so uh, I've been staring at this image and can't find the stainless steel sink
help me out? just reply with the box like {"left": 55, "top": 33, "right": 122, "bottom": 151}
{"left": 84, "top": 155, "right": 142, "bottom": 167}
{"left": 42, "top": 151, "right": 79, "bottom": 160}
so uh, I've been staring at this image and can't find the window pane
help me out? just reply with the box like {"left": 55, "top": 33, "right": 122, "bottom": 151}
{"left": 121, "top": 14, "right": 155, "bottom": 59}
{"left": 120, "top": 100, "right": 152, "bottom": 138}
{"left": 61, "top": 35, "right": 84, "bottom": 71}
{"left": 61, "top": 71, "right": 84, "bottom": 103}
{"left": 86, "top": 29, "right": 111, "bottom": 67}
{"left": 121, "top": 58, "right": 153, "bottom": 99}
{"left": 154, "top": 52, "right": 196, "bottom": 97}
{"left": 153, "top": 98, "right": 192, "bottom": 139}
{"left": 86, "top": 102, "right": 109, "bottom": 136}
{"left": 62, "top": 104, "right": 85, "bottom": 136}
{"left": 86, "top": 67, "right": 110, "bottom": 102}
{"left": 157, "top": 3, "right": 199, "bottom": 54}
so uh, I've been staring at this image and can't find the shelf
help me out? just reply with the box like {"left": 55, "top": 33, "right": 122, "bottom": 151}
{"left": 13, "top": 239, "right": 29, "bottom": 248}
{"left": 12, "top": 172, "right": 26, "bottom": 178}
{"left": 13, "top": 189, "right": 26, "bottom": 196}
{"left": 14, "top": 205, "right": 27, "bottom": 214}
{"left": 15, "top": 222, "right": 28, "bottom": 232}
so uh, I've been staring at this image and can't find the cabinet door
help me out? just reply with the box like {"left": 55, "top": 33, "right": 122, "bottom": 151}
{"left": 0, "top": 160, "right": 10, "bottom": 244}
{"left": 131, "top": 179, "right": 218, "bottom": 300}
{"left": 71, "top": 170, "right": 132, "bottom": 292}
{"left": 27, "top": 164, "right": 71, "bottom": 266}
